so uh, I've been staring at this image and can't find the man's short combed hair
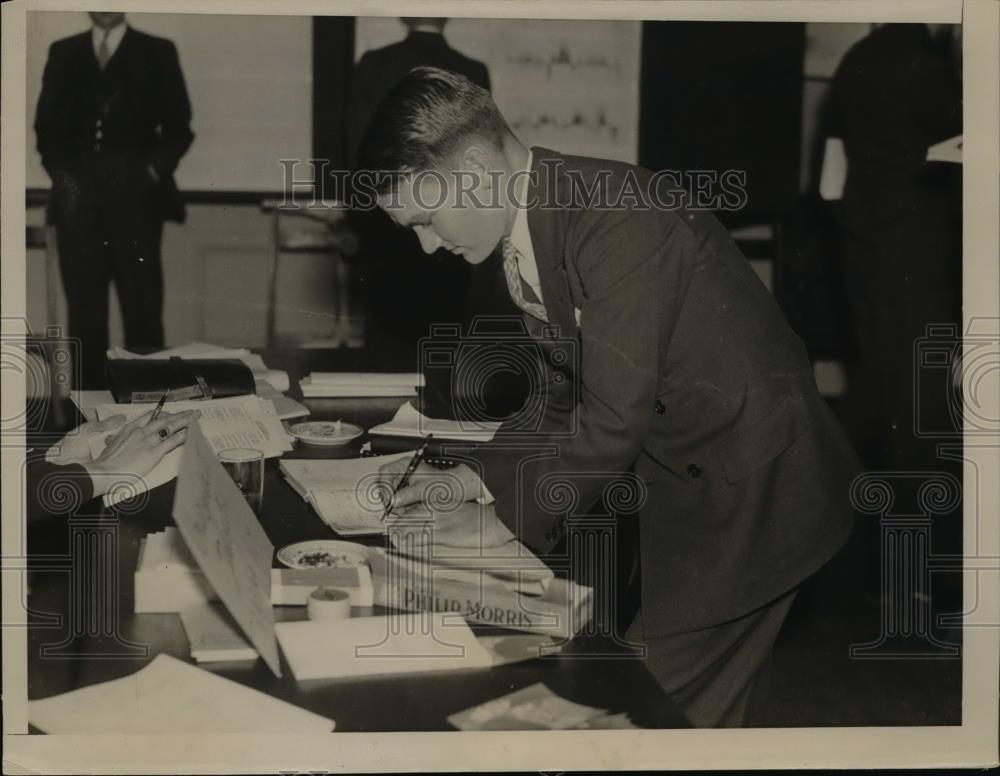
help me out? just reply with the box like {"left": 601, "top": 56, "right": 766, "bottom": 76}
{"left": 356, "top": 66, "right": 511, "bottom": 194}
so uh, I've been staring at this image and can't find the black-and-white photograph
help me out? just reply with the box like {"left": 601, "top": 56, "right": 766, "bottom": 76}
{"left": 2, "top": 0, "right": 997, "bottom": 772}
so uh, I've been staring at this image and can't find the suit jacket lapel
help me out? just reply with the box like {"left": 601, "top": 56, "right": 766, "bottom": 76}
{"left": 527, "top": 147, "right": 578, "bottom": 336}
{"left": 75, "top": 32, "right": 101, "bottom": 77}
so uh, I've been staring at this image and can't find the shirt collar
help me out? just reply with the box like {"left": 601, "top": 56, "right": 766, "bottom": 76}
{"left": 507, "top": 149, "right": 534, "bottom": 260}
{"left": 92, "top": 22, "right": 127, "bottom": 59}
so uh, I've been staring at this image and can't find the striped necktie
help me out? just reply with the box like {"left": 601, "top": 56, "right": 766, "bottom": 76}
{"left": 97, "top": 29, "right": 111, "bottom": 70}
{"left": 501, "top": 237, "right": 548, "bottom": 322}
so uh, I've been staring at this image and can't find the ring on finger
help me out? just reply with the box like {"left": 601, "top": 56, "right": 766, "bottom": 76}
{"left": 158, "top": 427, "right": 170, "bottom": 440}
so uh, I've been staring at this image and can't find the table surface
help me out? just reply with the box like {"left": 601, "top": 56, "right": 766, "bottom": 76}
{"left": 25, "top": 348, "right": 688, "bottom": 731}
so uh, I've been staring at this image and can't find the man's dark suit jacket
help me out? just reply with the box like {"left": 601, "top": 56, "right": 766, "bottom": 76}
{"left": 34, "top": 26, "right": 194, "bottom": 222}
{"left": 827, "top": 23, "right": 961, "bottom": 233}
{"left": 469, "top": 148, "right": 861, "bottom": 638}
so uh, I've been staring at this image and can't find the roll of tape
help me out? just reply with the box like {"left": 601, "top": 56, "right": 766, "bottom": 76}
{"left": 307, "top": 587, "right": 351, "bottom": 621}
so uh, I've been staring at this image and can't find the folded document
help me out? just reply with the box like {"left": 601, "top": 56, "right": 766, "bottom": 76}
{"left": 369, "top": 401, "right": 500, "bottom": 443}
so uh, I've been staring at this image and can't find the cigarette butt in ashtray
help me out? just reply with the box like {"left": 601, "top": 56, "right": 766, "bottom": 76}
{"left": 306, "top": 587, "right": 352, "bottom": 621}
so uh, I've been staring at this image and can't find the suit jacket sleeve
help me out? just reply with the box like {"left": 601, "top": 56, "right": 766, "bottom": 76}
{"left": 469, "top": 208, "right": 691, "bottom": 553}
{"left": 25, "top": 459, "right": 95, "bottom": 523}
{"left": 34, "top": 42, "right": 70, "bottom": 178}
{"left": 148, "top": 40, "right": 194, "bottom": 179}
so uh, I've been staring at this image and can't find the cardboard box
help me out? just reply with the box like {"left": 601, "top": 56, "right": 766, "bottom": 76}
{"left": 368, "top": 548, "right": 592, "bottom": 639}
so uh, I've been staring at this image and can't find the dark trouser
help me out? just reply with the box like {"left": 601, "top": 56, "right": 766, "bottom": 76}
{"left": 626, "top": 588, "right": 797, "bottom": 728}
{"left": 839, "top": 182, "right": 961, "bottom": 472}
{"left": 50, "top": 154, "right": 165, "bottom": 388}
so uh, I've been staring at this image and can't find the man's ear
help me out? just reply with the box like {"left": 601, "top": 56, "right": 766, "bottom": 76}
{"left": 460, "top": 145, "right": 493, "bottom": 189}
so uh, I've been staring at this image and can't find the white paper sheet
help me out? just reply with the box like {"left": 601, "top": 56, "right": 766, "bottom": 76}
{"left": 94, "top": 394, "right": 290, "bottom": 456}
{"left": 927, "top": 134, "right": 963, "bottom": 164}
{"left": 69, "top": 389, "right": 114, "bottom": 422}
{"left": 171, "top": 424, "right": 282, "bottom": 676}
{"left": 369, "top": 401, "right": 501, "bottom": 442}
{"left": 274, "top": 612, "right": 494, "bottom": 681}
{"left": 28, "top": 654, "right": 332, "bottom": 733}
{"left": 300, "top": 371, "right": 424, "bottom": 397}
{"left": 306, "top": 371, "right": 425, "bottom": 387}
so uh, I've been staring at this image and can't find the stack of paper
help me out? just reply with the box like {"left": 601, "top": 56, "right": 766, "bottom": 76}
{"left": 279, "top": 452, "right": 411, "bottom": 535}
{"left": 28, "top": 654, "right": 334, "bottom": 733}
{"left": 275, "top": 612, "right": 494, "bottom": 681}
{"left": 89, "top": 394, "right": 293, "bottom": 507}
{"left": 369, "top": 401, "right": 501, "bottom": 442}
{"left": 300, "top": 372, "right": 425, "bottom": 398}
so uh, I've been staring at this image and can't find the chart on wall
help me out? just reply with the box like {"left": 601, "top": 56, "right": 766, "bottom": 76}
{"left": 355, "top": 17, "right": 642, "bottom": 164}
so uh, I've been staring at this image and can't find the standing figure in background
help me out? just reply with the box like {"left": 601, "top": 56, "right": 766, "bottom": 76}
{"left": 824, "top": 23, "right": 962, "bottom": 471}
{"left": 347, "top": 18, "right": 494, "bottom": 363}
{"left": 35, "top": 12, "right": 194, "bottom": 388}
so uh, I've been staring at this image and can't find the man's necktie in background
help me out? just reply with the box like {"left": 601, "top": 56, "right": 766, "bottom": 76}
{"left": 97, "top": 29, "right": 111, "bottom": 70}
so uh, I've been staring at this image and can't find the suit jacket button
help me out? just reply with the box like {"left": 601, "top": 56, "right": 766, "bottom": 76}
{"left": 654, "top": 400, "right": 665, "bottom": 415}
{"left": 687, "top": 463, "right": 702, "bottom": 479}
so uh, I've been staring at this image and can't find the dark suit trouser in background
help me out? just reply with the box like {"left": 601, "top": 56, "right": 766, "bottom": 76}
{"left": 50, "top": 153, "right": 165, "bottom": 388}
{"left": 626, "top": 589, "right": 797, "bottom": 727}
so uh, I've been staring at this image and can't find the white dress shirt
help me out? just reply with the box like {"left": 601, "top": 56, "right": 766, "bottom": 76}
{"left": 507, "top": 151, "right": 546, "bottom": 305}
{"left": 507, "top": 150, "right": 582, "bottom": 325}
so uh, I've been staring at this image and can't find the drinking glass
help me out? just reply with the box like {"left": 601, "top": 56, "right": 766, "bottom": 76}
{"left": 218, "top": 448, "right": 264, "bottom": 515}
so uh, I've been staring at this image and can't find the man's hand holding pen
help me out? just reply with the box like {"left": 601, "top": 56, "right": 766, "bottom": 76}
{"left": 376, "top": 459, "right": 488, "bottom": 514}
{"left": 376, "top": 453, "right": 509, "bottom": 548}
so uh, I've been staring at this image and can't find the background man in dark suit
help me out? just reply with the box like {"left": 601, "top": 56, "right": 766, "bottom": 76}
{"left": 825, "top": 23, "right": 962, "bottom": 471}
{"left": 35, "top": 12, "right": 194, "bottom": 388}
{"left": 364, "top": 68, "right": 861, "bottom": 727}
{"left": 346, "top": 18, "right": 496, "bottom": 363}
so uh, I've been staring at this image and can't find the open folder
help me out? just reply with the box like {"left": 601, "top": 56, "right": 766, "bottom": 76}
{"left": 279, "top": 452, "right": 411, "bottom": 535}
